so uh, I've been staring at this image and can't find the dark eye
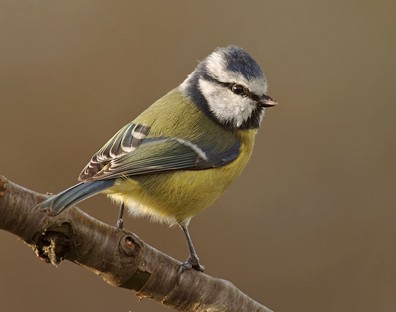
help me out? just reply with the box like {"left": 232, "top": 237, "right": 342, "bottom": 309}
{"left": 231, "top": 84, "right": 248, "bottom": 96}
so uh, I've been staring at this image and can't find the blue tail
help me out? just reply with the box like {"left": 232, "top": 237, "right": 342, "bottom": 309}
{"left": 36, "top": 180, "right": 115, "bottom": 215}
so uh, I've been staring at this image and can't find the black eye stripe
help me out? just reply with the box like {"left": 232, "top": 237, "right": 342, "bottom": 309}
{"left": 201, "top": 73, "right": 260, "bottom": 102}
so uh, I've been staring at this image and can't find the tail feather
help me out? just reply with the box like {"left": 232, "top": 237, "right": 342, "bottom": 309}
{"left": 36, "top": 180, "right": 115, "bottom": 214}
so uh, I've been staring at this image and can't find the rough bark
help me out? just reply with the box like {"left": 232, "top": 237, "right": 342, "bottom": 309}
{"left": 0, "top": 175, "right": 272, "bottom": 312}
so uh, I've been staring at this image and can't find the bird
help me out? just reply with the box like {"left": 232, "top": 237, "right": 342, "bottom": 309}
{"left": 37, "top": 46, "right": 277, "bottom": 272}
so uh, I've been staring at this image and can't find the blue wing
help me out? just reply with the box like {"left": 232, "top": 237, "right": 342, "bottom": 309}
{"left": 78, "top": 123, "right": 241, "bottom": 182}
{"left": 82, "top": 136, "right": 241, "bottom": 181}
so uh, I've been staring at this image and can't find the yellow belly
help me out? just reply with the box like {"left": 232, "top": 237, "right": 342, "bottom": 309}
{"left": 104, "top": 130, "right": 255, "bottom": 225}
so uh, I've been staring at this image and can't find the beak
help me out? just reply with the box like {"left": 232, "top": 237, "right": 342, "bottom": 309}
{"left": 259, "top": 95, "right": 278, "bottom": 108}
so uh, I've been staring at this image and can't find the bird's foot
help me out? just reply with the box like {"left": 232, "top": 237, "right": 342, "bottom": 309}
{"left": 181, "top": 255, "right": 205, "bottom": 272}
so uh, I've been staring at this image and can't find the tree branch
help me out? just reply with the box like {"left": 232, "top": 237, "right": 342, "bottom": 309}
{"left": 0, "top": 175, "right": 272, "bottom": 312}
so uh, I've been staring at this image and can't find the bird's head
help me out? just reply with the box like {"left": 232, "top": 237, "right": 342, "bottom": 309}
{"left": 180, "top": 46, "right": 277, "bottom": 130}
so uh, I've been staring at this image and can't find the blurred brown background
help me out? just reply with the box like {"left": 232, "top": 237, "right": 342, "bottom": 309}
{"left": 1, "top": 1, "right": 395, "bottom": 311}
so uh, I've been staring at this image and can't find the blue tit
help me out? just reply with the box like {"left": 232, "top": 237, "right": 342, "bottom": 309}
{"left": 37, "top": 46, "right": 277, "bottom": 271}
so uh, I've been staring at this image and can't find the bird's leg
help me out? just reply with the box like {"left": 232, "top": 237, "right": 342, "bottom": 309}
{"left": 179, "top": 223, "right": 205, "bottom": 272}
{"left": 116, "top": 202, "right": 125, "bottom": 229}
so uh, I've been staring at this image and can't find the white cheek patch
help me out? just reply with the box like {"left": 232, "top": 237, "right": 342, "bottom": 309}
{"left": 199, "top": 79, "right": 257, "bottom": 127}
